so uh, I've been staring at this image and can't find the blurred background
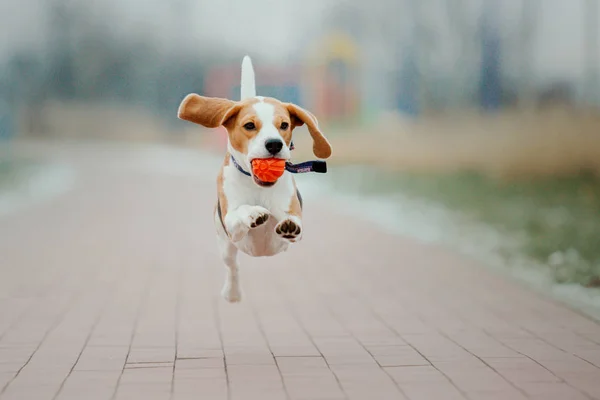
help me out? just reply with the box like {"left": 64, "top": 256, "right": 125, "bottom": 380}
{"left": 1, "top": 0, "right": 600, "bottom": 292}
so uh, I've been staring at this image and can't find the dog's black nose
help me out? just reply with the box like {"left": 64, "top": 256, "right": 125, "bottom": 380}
{"left": 265, "top": 139, "right": 284, "bottom": 155}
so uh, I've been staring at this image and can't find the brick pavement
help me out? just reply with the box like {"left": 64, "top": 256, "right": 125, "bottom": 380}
{"left": 1, "top": 141, "right": 600, "bottom": 400}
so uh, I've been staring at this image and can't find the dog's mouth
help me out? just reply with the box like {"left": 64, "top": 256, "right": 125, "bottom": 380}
{"left": 248, "top": 156, "right": 287, "bottom": 188}
{"left": 252, "top": 174, "right": 276, "bottom": 187}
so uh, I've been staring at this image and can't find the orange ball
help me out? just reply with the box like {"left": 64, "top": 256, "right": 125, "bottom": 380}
{"left": 251, "top": 158, "right": 286, "bottom": 182}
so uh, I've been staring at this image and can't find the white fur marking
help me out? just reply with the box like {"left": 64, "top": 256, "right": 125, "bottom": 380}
{"left": 241, "top": 56, "right": 256, "bottom": 100}
{"left": 246, "top": 102, "right": 291, "bottom": 162}
{"left": 253, "top": 102, "right": 275, "bottom": 128}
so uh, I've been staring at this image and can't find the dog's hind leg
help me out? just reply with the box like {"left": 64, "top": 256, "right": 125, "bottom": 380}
{"left": 217, "top": 234, "right": 242, "bottom": 303}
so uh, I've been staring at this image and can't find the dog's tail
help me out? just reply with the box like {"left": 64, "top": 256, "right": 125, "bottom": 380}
{"left": 240, "top": 55, "right": 256, "bottom": 100}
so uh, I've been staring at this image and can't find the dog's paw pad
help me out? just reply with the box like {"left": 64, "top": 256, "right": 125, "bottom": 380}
{"left": 275, "top": 218, "right": 302, "bottom": 241}
{"left": 250, "top": 212, "right": 269, "bottom": 228}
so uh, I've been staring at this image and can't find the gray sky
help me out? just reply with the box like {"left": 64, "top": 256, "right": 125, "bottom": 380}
{"left": 0, "top": 0, "right": 598, "bottom": 85}
{"left": 0, "top": 0, "right": 339, "bottom": 62}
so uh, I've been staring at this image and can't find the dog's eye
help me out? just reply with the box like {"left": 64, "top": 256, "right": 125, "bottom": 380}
{"left": 243, "top": 122, "right": 256, "bottom": 130}
{"left": 280, "top": 122, "right": 289, "bottom": 130}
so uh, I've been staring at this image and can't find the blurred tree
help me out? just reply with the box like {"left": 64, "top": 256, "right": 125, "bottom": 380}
{"left": 46, "top": 0, "right": 78, "bottom": 99}
{"left": 584, "top": 0, "right": 599, "bottom": 107}
{"left": 8, "top": 53, "right": 46, "bottom": 134}
{"left": 156, "top": 57, "right": 206, "bottom": 124}
{"left": 409, "top": 0, "right": 430, "bottom": 112}
{"left": 518, "top": 0, "right": 539, "bottom": 110}
{"left": 0, "top": 66, "right": 16, "bottom": 139}
{"left": 1, "top": 0, "right": 264, "bottom": 133}
{"left": 479, "top": 0, "right": 502, "bottom": 111}
{"left": 446, "top": 0, "right": 480, "bottom": 108}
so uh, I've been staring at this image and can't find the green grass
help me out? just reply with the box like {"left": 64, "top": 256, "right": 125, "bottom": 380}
{"left": 330, "top": 167, "right": 600, "bottom": 287}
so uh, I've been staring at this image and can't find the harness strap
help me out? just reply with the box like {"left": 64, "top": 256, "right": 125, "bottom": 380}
{"left": 217, "top": 198, "right": 227, "bottom": 233}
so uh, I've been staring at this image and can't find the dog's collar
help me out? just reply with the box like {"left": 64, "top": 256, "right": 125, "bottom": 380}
{"left": 229, "top": 141, "right": 327, "bottom": 178}
{"left": 230, "top": 155, "right": 252, "bottom": 177}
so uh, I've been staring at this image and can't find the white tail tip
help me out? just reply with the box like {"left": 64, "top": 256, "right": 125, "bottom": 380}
{"left": 240, "top": 55, "right": 256, "bottom": 100}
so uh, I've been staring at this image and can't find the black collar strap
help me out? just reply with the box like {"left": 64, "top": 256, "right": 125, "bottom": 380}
{"left": 230, "top": 155, "right": 327, "bottom": 177}
{"left": 230, "top": 155, "right": 251, "bottom": 177}
{"left": 229, "top": 139, "right": 327, "bottom": 178}
{"left": 285, "top": 160, "right": 327, "bottom": 174}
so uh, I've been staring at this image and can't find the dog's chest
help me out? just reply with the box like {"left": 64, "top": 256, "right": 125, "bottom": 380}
{"left": 236, "top": 219, "right": 289, "bottom": 257}
{"left": 222, "top": 165, "right": 294, "bottom": 210}
{"left": 220, "top": 164, "right": 295, "bottom": 257}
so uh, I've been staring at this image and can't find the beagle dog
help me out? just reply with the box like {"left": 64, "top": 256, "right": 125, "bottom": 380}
{"left": 177, "top": 56, "right": 332, "bottom": 302}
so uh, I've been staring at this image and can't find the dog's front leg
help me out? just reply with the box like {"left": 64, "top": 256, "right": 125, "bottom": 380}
{"left": 224, "top": 205, "right": 271, "bottom": 242}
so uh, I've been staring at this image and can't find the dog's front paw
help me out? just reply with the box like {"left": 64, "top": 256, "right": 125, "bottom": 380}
{"left": 247, "top": 207, "right": 270, "bottom": 229}
{"left": 229, "top": 206, "right": 270, "bottom": 242}
{"left": 275, "top": 217, "right": 302, "bottom": 242}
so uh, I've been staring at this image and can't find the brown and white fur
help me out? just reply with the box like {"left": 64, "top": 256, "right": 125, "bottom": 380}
{"left": 177, "top": 56, "right": 332, "bottom": 302}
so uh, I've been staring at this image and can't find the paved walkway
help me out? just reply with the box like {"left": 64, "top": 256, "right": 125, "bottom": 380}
{"left": 1, "top": 141, "right": 600, "bottom": 400}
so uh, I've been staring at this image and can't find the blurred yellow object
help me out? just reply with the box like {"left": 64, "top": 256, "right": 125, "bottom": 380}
{"left": 304, "top": 30, "right": 360, "bottom": 122}
{"left": 307, "top": 30, "right": 358, "bottom": 65}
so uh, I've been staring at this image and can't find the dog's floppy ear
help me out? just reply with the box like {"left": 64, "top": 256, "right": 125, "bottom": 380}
{"left": 178, "top": 94, "right": 241, "bottom": 128}
{"left": 286, "top": 103, "right": 332, "bottom": 159}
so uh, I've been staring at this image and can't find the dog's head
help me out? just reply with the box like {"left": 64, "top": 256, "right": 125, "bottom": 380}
{"left": 178, "top": 94, "right": 331, "bottom": 186}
